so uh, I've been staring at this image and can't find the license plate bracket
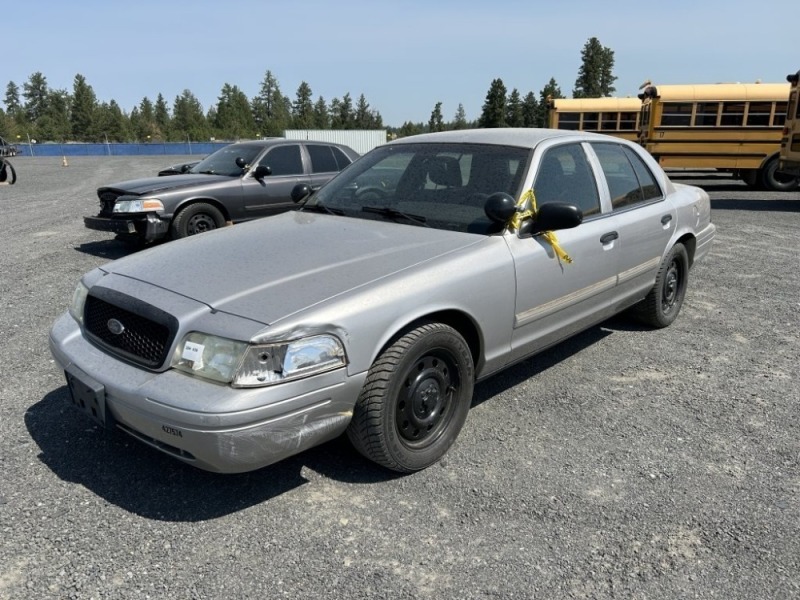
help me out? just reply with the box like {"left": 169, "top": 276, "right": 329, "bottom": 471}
{"left": 65, "top": 367, "right": 108, "bottom": 428}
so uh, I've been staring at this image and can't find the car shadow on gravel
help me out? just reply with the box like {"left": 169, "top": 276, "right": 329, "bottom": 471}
{"left": 26, "top": 388, "right": 398, "bottom": 522}
{"left": 75, "top": 239, "right": 143, "bottom": 260}
{"left": 710, "top": 197, "right": 800, "bottom": 212}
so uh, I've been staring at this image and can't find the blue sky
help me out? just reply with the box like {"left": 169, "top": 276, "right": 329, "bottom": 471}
{"left": 3, "top": 0, "right": 796, "bottom": 128}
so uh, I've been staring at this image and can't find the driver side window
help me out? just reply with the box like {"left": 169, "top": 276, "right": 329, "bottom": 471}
{"left": 261, "top": 145, "right": 304, "bottom": 176}
{"left": 533, "top": 144, "right": 601, "bottom": 217}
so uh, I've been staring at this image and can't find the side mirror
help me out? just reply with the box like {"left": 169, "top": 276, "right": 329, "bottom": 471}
{"left": 235, "top": 157, "right": 247, "bottom": 169}
{"left": 484, "top": 192, "right": 518, "bottom": 224}
{"left": 180, "top": 163, "right": 192, "bottom": 173}
{"left": 253, "top": 165, "right": 271, "bottom": 180}
{"left": 527, "top": 202, "right": 583, "bottom": 235}
{"left": 291, "top": 183, "right": 312, "bottom": 203}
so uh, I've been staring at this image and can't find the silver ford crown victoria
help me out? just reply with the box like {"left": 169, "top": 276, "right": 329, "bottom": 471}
{"left": 49, "top": 129, "right": 715, "bottom": 474}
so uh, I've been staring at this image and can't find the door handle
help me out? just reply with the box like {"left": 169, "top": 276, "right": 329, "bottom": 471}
{"left": 661, "top": 214, "right": 673, "bottom": 225}
{"left": 600, "top": 231, "right": 619, "bottom": 244}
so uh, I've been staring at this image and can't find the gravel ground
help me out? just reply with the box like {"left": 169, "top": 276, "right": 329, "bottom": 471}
{"left": 0, "top": 157, "right": 798, "bottom": 600}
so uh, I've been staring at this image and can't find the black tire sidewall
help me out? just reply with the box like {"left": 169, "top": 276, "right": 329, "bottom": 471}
{"left": 171, "top": 203, "right": 225, "bottom": 238}
{"left": 354, "top": 323, "right": 474, "bottom": 472}
{"left": 654, "top": 244, "right": 689, "bottom": 327}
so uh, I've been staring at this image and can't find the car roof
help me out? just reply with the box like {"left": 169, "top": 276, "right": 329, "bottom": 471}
{"left": 388, "top": 127, "right": 612, "bottom": 149}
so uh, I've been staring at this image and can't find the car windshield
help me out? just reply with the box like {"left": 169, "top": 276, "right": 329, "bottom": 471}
{"left": 188, "top": 144, "right": 265, "bottom": 176}
{"left": 307, "top": 143, "right": 530, "bottom": 234}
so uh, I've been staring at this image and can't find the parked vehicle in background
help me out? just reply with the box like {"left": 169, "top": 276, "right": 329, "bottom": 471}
{"left": 547, "top": 96, "right": 642, "bottom": 141}
{"left": 779, "top": 69, "right": 800, "bottom": 177}
{"left": 84, "top": 139, "right": 359, "bottom": 244}
{"left": 50, "top": 128, "right": 715, "bottom": 474}
{"left": 157, "top": 160, "right": 201, "bottom": 176}
{"left": 638, "top": 81, "right": 799, "bottom": 191}
{"left": 0, "top": 135, "right": 18, "bottom": 157}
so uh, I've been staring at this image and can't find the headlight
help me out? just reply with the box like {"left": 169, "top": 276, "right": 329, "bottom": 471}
{"left": 69, "top": 281, "right": 89, "bottom": 325}
{"left": 171, "top": 333, "right": 346, "bottom": 387}
{"left": 113, "top": 198, "right": 165, "bottom": 213}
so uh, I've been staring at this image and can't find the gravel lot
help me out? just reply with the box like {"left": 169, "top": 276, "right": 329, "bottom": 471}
{"left": 1, "top": 156, "right": 798, "bottom": 599}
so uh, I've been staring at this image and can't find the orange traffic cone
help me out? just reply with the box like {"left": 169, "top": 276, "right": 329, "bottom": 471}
{"left": 62, "top": 156, "right": 68, "bottom": 167}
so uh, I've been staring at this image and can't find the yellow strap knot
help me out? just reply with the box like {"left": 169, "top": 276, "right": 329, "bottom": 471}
{"left": 511, "top": 189, "right": 573, "bottom": 264}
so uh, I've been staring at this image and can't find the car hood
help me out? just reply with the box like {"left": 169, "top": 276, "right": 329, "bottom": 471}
{"left": 100, "top": 211, "right": 486, "bottom": 326}
{"left": 99, "top": 174, "right": 233, "bottom": 195}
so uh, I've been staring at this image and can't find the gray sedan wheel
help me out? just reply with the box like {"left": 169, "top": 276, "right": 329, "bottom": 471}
{"left": 634, "top": 243, "right": 689, "bottom": 328}
{"left": 171, "top": 203, "right": 225, "bottom": 239}
{"left": 347, "top": 322, "right": 474, "bottom": 472}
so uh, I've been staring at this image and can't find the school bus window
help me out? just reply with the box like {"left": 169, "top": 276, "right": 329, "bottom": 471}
{"left": 773, "top": 103, "right": 787, "bottom": 126}
{"left": 600, "top": 113, "right": 619, "bottom": 130}
{"left": 583, "top": 112, "right": 599, "bottom": 130}
{"left": 746, "top": 102, "right": 772, "bottom": 126}
{"left": 559, "top": 113, "right": 581, "bottom": 130}
{"left": 661, "top": 103, "right": 692, "bottom": 126}
{"left": 619, "top": 112, "right": 638, "bottom": 130}
{"left": 695, "top": 102, "right": 720, "bottom": 126}
{"left": 720, "top": 102, "right": 745, "bottom": 126}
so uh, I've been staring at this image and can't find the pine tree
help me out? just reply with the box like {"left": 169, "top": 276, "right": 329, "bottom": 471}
{"left": 521, "top": 92, "right": 538, "bottom": 127}
{"left": 4, "top": 82, "right": 21, "bottom": 114}
{"left": 506, "top": 88, "right": 524, "bottom": 127}
{"left": 428, "top": 101, "right": 444, "bottom": 132}
{"left": 71, "top": 74, "right": 97, "bottom": 142}
{"left": 451, "top": 104, "right": 468, "bottom": 130}
{"left": 313, "top": 96, "right": 330, "bottom": 129}
{"left": 292, "top": 82, "right": 315, "bottom": 129}
{"left": 154, "top": 93, "right": 170, "bottom": 140}
{"left": 538, "top": 78, "right": 563, "bottom": 127}
{"left": 22, "top": 72, "right": 49, "bottom": 123}
{"left": 478, "top": 79, "right": 507, "bottom": 128}
{"left": 573, "top": 37, "right": 617, "bottom": 98}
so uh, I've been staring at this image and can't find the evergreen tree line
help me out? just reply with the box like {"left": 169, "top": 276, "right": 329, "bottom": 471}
{"left": 0, "top": 38, "right": 616, "bottom": 144}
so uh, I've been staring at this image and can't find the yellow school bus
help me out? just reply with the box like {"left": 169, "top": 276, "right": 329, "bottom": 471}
{"left": 548, "top": 97, "right": 641, "bottom": 141}
{"left": 778, "top": 70, "right": 800, "bottom": 177}
{"left": 638, "top": 81, "right": 799, "bottom": 191}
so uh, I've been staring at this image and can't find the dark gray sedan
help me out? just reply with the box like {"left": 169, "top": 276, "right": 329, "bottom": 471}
{"left": 84, "top": 139, "right": 359, "bottom": 243}
{"left": 51, "top": 129, "right": 715, "bottom": 474}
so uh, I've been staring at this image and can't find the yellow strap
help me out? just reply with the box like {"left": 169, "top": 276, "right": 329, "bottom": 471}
{"left": 511, "top": 189, "right": 573, "bottom": 264}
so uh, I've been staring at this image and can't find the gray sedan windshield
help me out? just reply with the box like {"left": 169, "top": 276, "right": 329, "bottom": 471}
{"left": 309, "top": 143, "right": 530, "bottom": 234}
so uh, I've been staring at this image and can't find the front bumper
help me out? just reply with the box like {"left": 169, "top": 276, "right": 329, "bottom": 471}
{"left": 84, "top": 212, "right": 169, "bottom": 242}
{"left": 49, "top": 312, "right": 366, "bottom": 473}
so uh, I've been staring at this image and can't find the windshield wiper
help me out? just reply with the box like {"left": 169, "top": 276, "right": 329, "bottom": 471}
{"left": 362, "top": 205, "right": 429, "bottom": 227}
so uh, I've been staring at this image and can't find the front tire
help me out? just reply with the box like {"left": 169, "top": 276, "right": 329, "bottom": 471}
{"left": 347, "top": 322, "right": 474, "bottom": 472}
{"left": 170, "top": 203, "right": 226, "bottom": 239}
{"left": 633, "top": 243, "right": 689, "bottom": 328}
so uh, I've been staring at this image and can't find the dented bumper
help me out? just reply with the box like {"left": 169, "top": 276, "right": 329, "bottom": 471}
{"left": 49, "top": 312, "right": 366, "bottom": 473}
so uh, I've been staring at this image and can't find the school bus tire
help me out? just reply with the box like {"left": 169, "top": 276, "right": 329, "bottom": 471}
{"left": 760, "top": 157, "right": 800, "bottom": 192}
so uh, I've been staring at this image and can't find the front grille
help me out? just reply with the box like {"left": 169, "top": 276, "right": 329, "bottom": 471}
{"left": 98, "top": 190, "right": 122, "bottom": 216}
{"left": 83, "top": 291, "right": 177, "bottom": 368}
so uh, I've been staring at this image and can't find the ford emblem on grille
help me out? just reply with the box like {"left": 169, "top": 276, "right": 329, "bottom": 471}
{"left": 107, "top": 318, "right": 125, "bottom": 335}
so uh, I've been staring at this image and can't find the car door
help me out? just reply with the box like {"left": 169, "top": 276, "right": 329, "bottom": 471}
{"left": 240, "top": 143, "right": 310, "bottom": 219}
{"left": 587, "top": 142, "right": 676, "bottom": 298}
{"left": 508, "top": 142, "right": 625, "bottom": 362}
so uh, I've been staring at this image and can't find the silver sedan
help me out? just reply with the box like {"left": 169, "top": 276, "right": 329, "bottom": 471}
{"left": 49, "top": 128, "right": 715, "bottom": 473}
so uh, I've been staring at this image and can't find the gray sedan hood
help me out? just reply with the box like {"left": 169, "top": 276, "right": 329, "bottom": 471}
{"left": 101, "top": 211, "right": 486, "bottom": 325}
{"left": 99, "top": 174, "right": 232, "bottom": 195}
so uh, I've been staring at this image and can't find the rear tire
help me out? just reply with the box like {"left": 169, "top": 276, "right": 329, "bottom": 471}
{"left": 170, "top": 203, "right": 225, "bottom": 239}
{"left": 347, "top": 322, "right": 474, "bottom": 473}
{"left": 633, "top": 243, "right": 689, "bottom": 328}
{"left": 761, "top": 157, "right": 800, "bottom": 192}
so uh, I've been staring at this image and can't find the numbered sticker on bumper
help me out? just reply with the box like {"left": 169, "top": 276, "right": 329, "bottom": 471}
{"left": 65, "top": 367, "right": 108, "bottom": 428}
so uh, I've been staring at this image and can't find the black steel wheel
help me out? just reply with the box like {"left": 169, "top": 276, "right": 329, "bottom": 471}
{"left": 170, "top": 203, "right": 226, "bottom": 239}
{"left": 633, "top": 243, "right": 689, "bottom": 328}
{"left": 347, "top": 322, "right": 474, "bottom": 472}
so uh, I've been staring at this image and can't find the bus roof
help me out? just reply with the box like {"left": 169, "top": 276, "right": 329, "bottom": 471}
{"left": 642, "top": 82, "right": 790, "bottom": 102}
{"left": 550, "top": 97, "right": 641, "bottom": 111}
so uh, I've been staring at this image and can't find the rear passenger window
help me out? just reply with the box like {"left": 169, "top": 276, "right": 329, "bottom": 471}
{"left": 307, "top": 145, "right": 338, "bottom": 173}
{"left": 331, "top": 147, "right": 354, "bottom": 170}
{"left": 591, "top": 143, "right": 660, "bottom": 210}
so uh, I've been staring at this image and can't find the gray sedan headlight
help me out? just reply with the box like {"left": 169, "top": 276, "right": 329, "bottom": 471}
{"left": 69, "top": 281, "right": 89, "bottom": 325}
{"left": 172, "top": 333, "right": 346, "bottom": 387}
{"left": 113, "top": 198, "right": 165, "bottom": 213}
